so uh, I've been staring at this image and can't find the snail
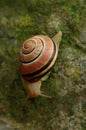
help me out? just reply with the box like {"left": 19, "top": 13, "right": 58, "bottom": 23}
{"left": 20, "top": 31, "right": 62, "bottom": 99}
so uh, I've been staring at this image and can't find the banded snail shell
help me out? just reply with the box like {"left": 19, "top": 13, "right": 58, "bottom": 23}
{"left": 20, "top": 35, "right": 58, "bottom": 82}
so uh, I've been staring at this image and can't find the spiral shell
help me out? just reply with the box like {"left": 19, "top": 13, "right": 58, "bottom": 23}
{"left": 20, "top": 35, "right": 58, "bottom": 82}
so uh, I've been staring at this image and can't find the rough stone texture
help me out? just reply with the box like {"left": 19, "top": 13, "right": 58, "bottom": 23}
{"left": 0, "top": 0, "right": 86, "bottom": 130}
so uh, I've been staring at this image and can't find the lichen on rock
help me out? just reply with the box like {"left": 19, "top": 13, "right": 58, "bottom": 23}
{"left": 0, "top": 0, "right": 86, "bottom": 130}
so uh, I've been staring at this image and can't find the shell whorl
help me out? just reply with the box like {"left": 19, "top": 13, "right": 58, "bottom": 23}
{"left": 20, "top": 35, "right": 58, "bottom": 82}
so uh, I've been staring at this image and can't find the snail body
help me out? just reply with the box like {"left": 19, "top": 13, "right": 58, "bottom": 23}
{"left": 20, "top": 31, "right": 62, "bottom": 99}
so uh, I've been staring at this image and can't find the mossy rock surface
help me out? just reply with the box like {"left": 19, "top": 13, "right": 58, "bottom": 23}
{"left": 0, "top": 0, "right": 86, "bottom": 130}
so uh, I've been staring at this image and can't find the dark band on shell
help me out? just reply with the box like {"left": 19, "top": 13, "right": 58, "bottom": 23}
{"left": 20, "top": 35, "right": 58, "bottom": 82}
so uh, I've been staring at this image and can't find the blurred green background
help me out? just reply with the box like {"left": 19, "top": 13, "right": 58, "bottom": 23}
{"left": 0, "top": 0, "right": 86, "bottom": 130}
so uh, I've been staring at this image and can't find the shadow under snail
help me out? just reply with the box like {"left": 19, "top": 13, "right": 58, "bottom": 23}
{"left": 20, "top": 31, "right": 62, "bottom": 99}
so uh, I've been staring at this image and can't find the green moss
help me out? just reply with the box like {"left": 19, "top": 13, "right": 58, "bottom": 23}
{"left": 65, "top": 67, "right": 81, "bottom": 79}
{"left": 0, "top": 0, "right": 86, "bottom": 129}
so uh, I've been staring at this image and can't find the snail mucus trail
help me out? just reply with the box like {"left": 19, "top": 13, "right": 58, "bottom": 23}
{"left": 20, "top": 31, "right": 62, "bottom": 99}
